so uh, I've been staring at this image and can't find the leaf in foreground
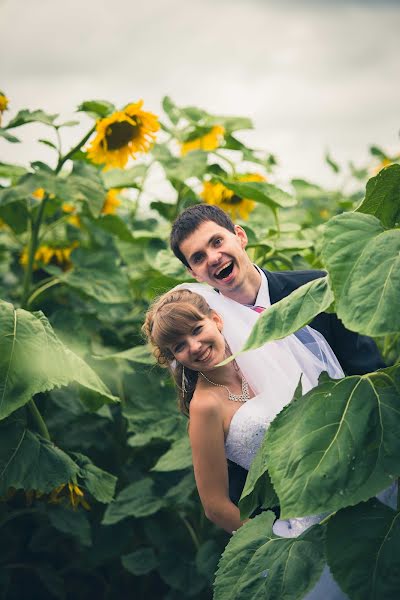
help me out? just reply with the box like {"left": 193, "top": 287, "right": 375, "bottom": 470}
{"left": 356, "top": 164, "right": 400, "bottom": 229}
{"left": 0, "top": 300, "right": 118, "bottom": 420}
{"left": 326, "top": 499, "right": 400, "bottom": 600}
{"left": 214, "top": 512, "right": 325, "bottom": 600}
{"left": 322, "top": 212, "right": 400, "bottom": 336}
{"left": 0, "top": 417, "right": 79, "bottom": 495}
{"left": 242, "top": 277, "right": 333, "bottom": 352}
{"left": 265, "top": 367, "right": 400, "bottom": 519}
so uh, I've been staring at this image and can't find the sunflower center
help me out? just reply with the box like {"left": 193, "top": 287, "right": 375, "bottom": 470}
{"left": 104, "top": 120, "right": 140, "bottom": 150}
{"left": 225, "top": 194, "right": 243, "bottom": 205}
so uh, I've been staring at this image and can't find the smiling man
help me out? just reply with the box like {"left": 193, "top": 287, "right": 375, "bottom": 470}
{"left": 170, "top": 203, "right": 385, "bottom": 503}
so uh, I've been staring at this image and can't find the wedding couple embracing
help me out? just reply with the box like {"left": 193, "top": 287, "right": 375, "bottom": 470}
{"left": 143, "top": 204, "right": 388, "bottom": 599}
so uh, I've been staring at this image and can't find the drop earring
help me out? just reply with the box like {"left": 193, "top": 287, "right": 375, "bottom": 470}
{"left": 181, "top": 365, "right": 187, "bottom": 394}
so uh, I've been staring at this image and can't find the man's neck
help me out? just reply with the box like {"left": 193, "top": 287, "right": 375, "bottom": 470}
{"left": 220, "top": 264, "right": 261, "bottom": 305}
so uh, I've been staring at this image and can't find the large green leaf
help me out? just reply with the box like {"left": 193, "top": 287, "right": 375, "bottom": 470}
{"left": 0, "top": 162, "right": 28, "bottom": 180}
{"left": 161, "top": 150, "right": 208, "bottom": 182}
{"left": 322, "top": 212, "right": 400, "bottom": 336}
{"left": 48, "top": 505, "right": 92, "bottom": 547}
{"left": 0, "top": 416, "right": 79, "bottom": 494}
{"left": 151, "top": 435, "right": 192, "bottom": 472}
{"left": 214, "top": 512, "right": 325, "bottom": 600}
{"left": 241, "top": 278, "right": 333, "bottom": 353}
{"left": 102, "top": 477, "right": 164, "bottom": 524}
{"left": 0, "top": 300, "right": 118, "bottom": 420}
{"left": 356, "top": 164, "right": 400, "bottom": 228}
{"left": 326, "top": 499, "right": 400, "bottom": 600}
{"left": 122, "top": 548, "right": 159, "bottom": 576}
{"left": 6, "top": 109, "right": 58, "bottom": 129}
{"left": 265, "top": 367, "right": 400, "bottom": 519}
{"left": 239, "top": 442, "right": 278, "bottom": 520}
{"left": 73, "top": 452, "right": 116, "bottom": 503}
{"left": 216, "top": 178, "right": 296, "bottom": 209}
{"left": 93, "top": 344, "right": 155, "bottom": 364}
{"left": 50, "top": 261, "right": 131, "bottom": 304}
{"left": 0, "top": 128, "right": 20, "bottom": 143}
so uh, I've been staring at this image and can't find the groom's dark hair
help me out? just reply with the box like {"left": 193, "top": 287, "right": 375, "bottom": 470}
{"left": 170, "top": 204, "right": 236, "bottom": 267}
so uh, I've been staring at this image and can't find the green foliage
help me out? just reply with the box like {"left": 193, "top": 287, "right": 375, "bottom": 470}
{"left": 0, "top": 94, "right": 398, "bottom": 599}
{"left": 214, "top": 512, "right": 325, "bottom": 600}
{"left": 322, "top": 212, "right": 400, "bottom": 336}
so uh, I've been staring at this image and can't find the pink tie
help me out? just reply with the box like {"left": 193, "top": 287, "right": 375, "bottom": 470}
{"left": 251, "top": 305, "right": 265, "bottom": 314}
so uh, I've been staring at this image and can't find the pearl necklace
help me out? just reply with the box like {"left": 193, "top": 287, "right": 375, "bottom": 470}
{"left": 199, "top": 371, "right": 250, "bottom": 403}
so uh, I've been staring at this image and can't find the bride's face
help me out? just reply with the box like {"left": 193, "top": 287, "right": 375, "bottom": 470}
{"left": 170, "top": 312, "right": 225, "bottom": 372}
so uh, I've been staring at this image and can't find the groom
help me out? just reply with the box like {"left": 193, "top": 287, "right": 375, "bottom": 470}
{"left": 169, "top": 204, "right": 385, "bottom": 503}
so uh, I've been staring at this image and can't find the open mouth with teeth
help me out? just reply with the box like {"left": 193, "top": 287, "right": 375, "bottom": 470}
{"left": 215, "top": 261, "right": 234, "bottom": 280}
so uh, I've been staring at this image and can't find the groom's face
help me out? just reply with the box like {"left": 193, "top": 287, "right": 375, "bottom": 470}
{"left": 179, "top": 220, "right": 249, "bottom": 294}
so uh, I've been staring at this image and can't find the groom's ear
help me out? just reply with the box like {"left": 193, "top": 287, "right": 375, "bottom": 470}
{"left": 234, "top": 225, "right": 248, "bottom": 249}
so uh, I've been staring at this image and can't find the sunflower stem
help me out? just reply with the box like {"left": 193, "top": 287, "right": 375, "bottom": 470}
{"left": 179, "top": 513, "right": 200, "bottom": 550}
{"left": 55, "top": 125, "right": 95, "bottom": 174}
{"left": 28, "top": 398, "right": 51, "bottom": 441}
{"left": 27, "top": 277, "right": 61, "bottom": 307}
{"left": 21, "top": 195, "right": 49, "bottom": 309}
{"left": 214, "top": 150, "right": 237, "bottom": 176}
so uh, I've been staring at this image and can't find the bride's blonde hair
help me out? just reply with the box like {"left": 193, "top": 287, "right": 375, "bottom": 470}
{"left": 142, "top": 289, "right": 214, "bottom": 416}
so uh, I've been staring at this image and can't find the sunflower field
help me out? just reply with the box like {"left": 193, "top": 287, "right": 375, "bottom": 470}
{"left": 0, "top": 92, "right": 399, "bottom": 600}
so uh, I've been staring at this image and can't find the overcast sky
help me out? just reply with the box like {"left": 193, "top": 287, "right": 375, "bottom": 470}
{"left": 1, "top": 0, "right": 399, "bottom": 187}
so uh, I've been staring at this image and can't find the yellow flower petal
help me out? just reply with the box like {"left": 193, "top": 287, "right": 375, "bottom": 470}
{"left": 201, "top": 172, "right": 265, "bottom": 220}
{"left": 87, "top": 101, "right": 159, "bottom": 169}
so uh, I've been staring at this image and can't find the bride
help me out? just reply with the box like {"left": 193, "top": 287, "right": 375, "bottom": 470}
{"left": 143, "top": 283, "right": 349, "bottom": 598}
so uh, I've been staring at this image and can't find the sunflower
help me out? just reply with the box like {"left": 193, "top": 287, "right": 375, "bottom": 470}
{"left": 48, "top": 482, "right": 90, "bottom": 510}
{"left": 62, "top": 202, "right": 81, "bottom": 227}
{"left": 32, "top": 188, "right": 45, "bottom": 201}
{"left": 0, "top": 92, "right": 8, "bottom": 126}
{"left": 101, "top": 189, "right": 122, "bottom": 215}
{"left": 181, "top": 125, "right": 225, "bottom": 156}
{"left": 201, "top": 173, "right": 265, "bottom": 220}
{"left": 87, "top": 101, "right": 159, "bottom": 169}
{"left": 20, "top": 242, "right": 78, "bottom": 270}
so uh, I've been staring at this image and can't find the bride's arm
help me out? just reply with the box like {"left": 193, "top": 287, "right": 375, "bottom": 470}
{"left": 189, "top": 394, "right": 243, "bottom": 534}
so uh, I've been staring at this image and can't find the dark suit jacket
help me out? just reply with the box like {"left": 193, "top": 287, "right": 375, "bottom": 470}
{"left": 228, "top": 268, "right": 386, "bottom": 506}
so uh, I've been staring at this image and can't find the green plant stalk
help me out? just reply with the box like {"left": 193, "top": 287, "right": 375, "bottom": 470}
{"left": 179, "top": 513, "right": 200, "bottom": 550}
{"left": 28, "top": 398, "right": 51, "bottom": 441}
{"left": 398, "top": 479, "right": 400, "bottom": 512}
{"left": 27, "top": 277, "right": 61, "bottom": 307}
{"left": 55, "top": 125, "right": 95, "bottom": 174}
{"left": 20, "top": 195, "right": 48, "bottom": 309}
{"left": 213, "top": 150, "right": 237, "bottom": 176}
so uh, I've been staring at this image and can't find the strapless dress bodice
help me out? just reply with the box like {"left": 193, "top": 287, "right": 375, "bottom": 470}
{"left": 225, "top": 392, "right": 279, "bottom": 470}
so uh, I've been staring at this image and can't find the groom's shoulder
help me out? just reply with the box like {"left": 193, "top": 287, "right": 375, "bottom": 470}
{"left": 261, "top": 267, "right": 326, "bottom": 290}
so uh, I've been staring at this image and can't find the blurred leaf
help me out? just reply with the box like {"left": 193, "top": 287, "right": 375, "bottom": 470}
{"left": 214, "top": 512, "right": 325, "bottom": 600}
{"left": 369, "top": 145, "right": 388, "bottom": 160}
{"left": 38, "top": 138, "right": 58, "bottom": 150}
{"left": 93, "top": 344, "right": 155, "bottom": 364}
{"left": 162, "top": 150, "right": 208, "bottom": 182}
{"left": 122, "top": 547, "right": 159, "bottom": 576}
{"left": 73, "top": 452, "right": 116, "bottom": 503}
{"left": 48, "top": 505, "right": 92, "bottom": 547}
{"left": 0, "top": 416, "right": 79, "bottom": 494}
{"left": 6, "top": 109, "right": 58, "bottom": 129}
{"left": 162, "top": 96, "right": 181, "bottom": 125}
{"left": 0, "top": 128, "right": 20, "bottom": 143}
{"left": 101, "top": 164, "right": 146, "bottom": 189}
{"left": 217, "top": 178, "right": 296, "bottom": 209}
{"left": 325, "top": 152, "right": 340, "bottom": 173}
{"left": 77, "top": 100, "right": 116, "bottom": 119}
{"left": 102, "top": 477, "right": 164, "bottom": 524}
{"left": 0, "top": 299, "right": 118, "bottom": 420}
{"left": 128, "top": 415, "right": 185, "bottom": 447}
{"left": 151, "top": 435, "right": 192, "bottom": 472}
{"left": 196, "top": 540, "right": 221, "bottom": 580}
{"left": 322, "top": 212, "right": 400, "bottom": 336}
{"left": 266, "top": 367, "right": 400, "bottom": 519}
{"left": 0, "top": 162, "right": 28, "bottom": 180}
{"left": 239, "top": 447, "right": 278, "bottom": 520}
{"left": 356, "top": 164, "right": 400, "bottom": 228}
{"left": 326, "top": 499, "right": 400, "bottom": 600}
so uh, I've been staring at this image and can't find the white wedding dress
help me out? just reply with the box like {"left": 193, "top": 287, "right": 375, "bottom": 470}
{"left": 224, "top": 392, "right": 338, "bottom": 599}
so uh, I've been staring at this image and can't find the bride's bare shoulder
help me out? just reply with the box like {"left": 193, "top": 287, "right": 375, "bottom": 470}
{"left": 189, "top": 387, "right": 223, "bottom": 420}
